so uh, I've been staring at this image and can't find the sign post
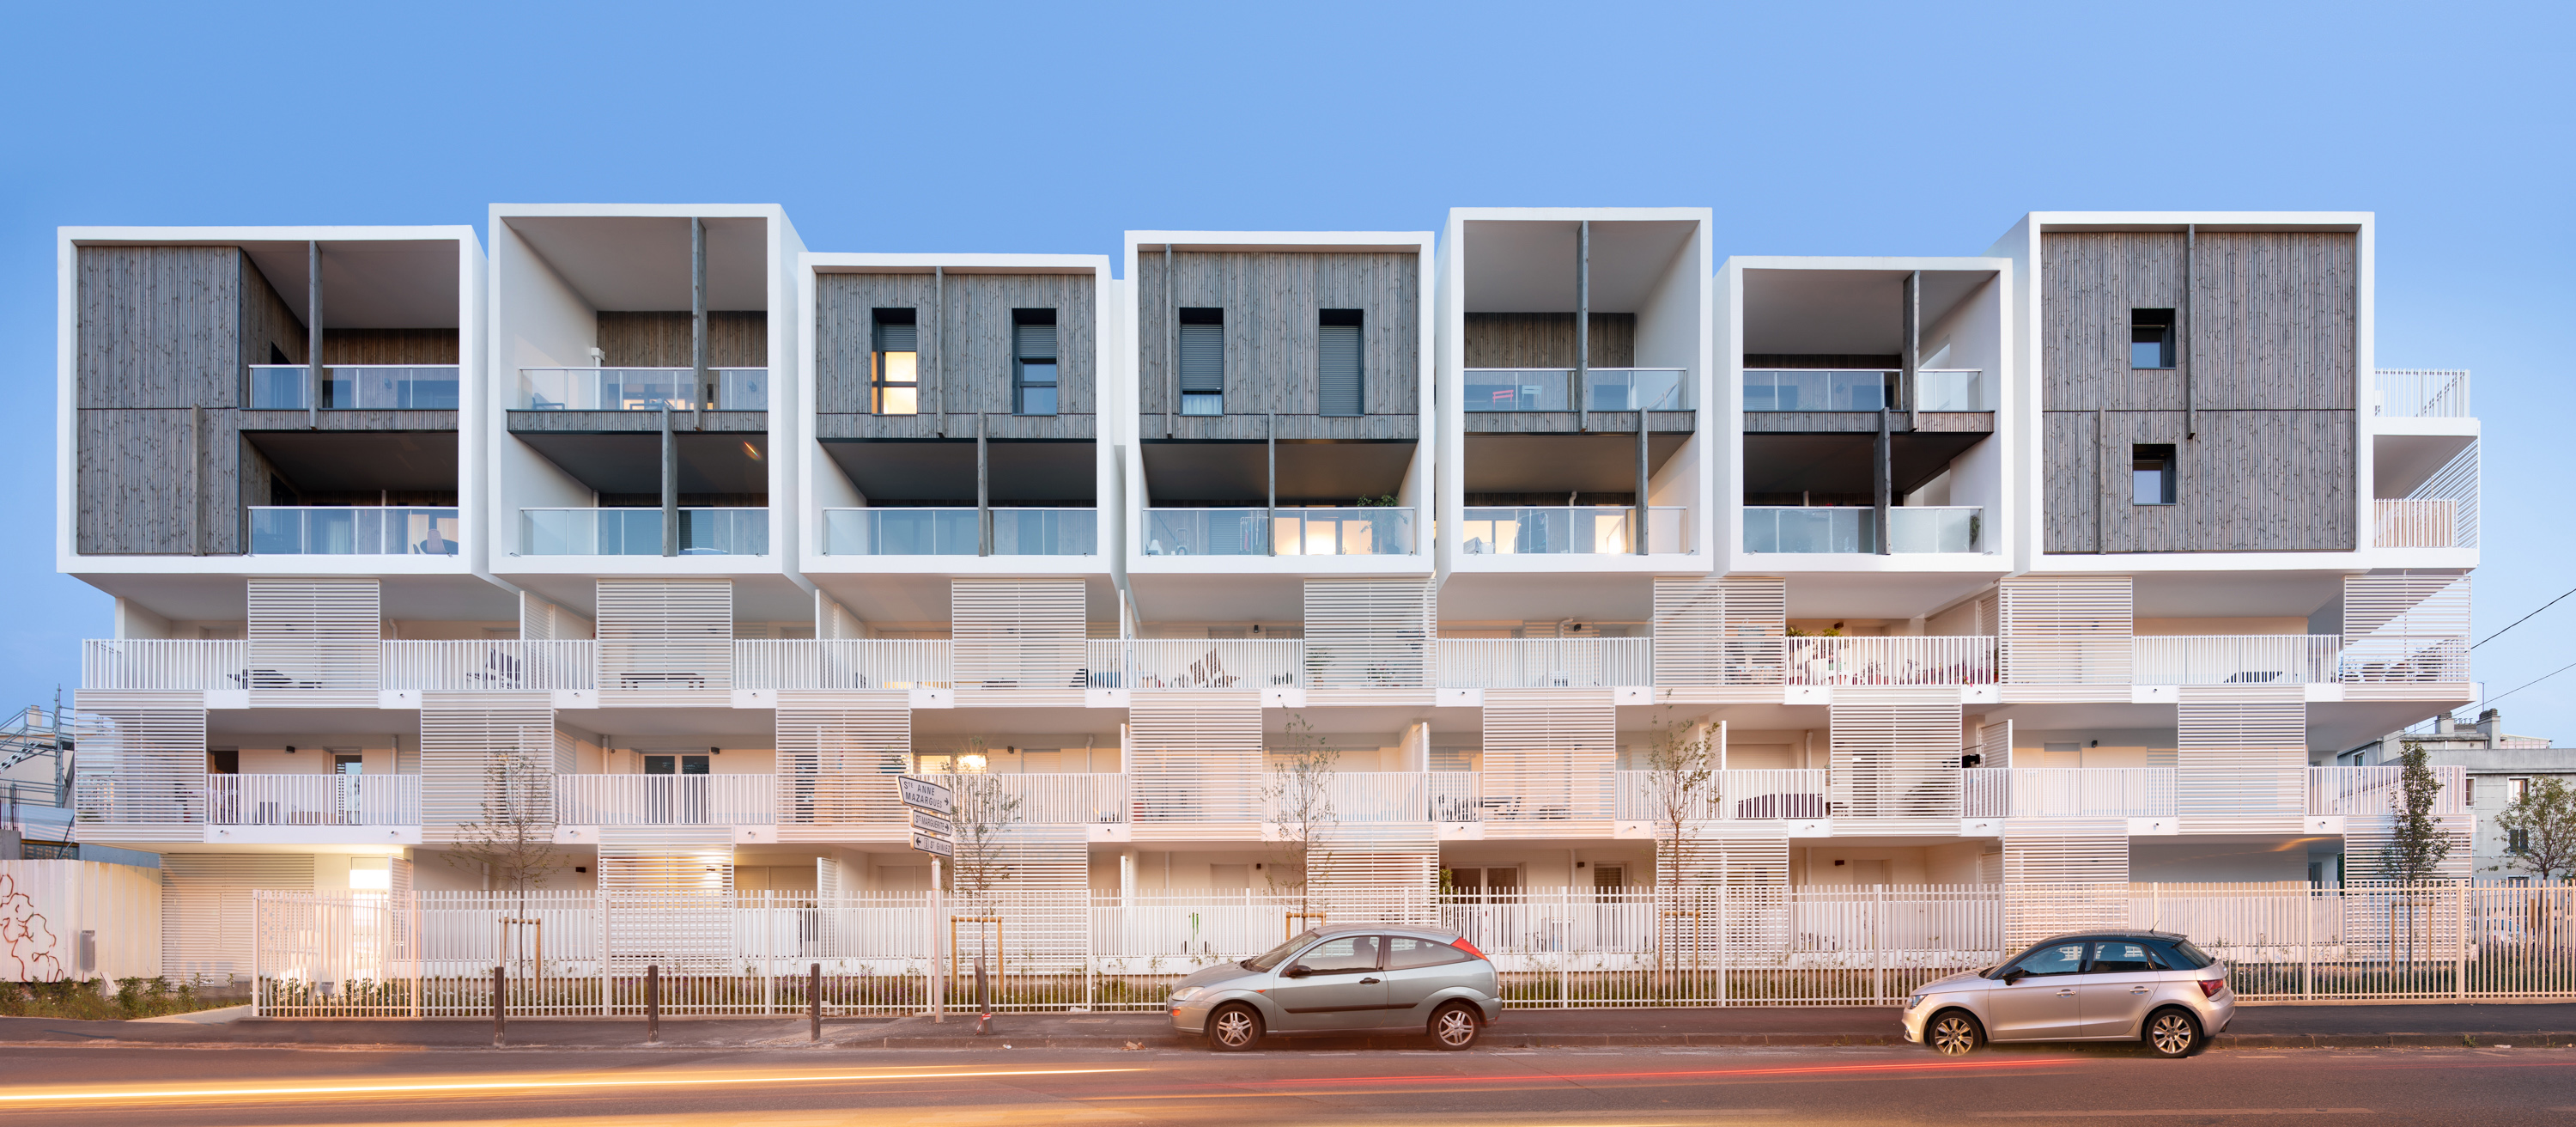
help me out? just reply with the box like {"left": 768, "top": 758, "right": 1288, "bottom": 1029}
{"left": 902, "top": 775, "right": 957, "bottom": 1023}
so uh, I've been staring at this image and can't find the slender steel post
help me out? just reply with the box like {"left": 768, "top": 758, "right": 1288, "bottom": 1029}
{"left": 810, "top": 962, "right": 823, "bottom": 1042}
{"left": 1904, "top": 270, "right": 1921, "bottom": 433}
{"left": 492, "top": 964, "right": 506, "bottom": 1047}
{"left": 1636, "top": 398, "right": 1649, "bottom": 555}
{"left": 1575, "top": 221, "right": 1590, "bottom": 433}
{"left": 691, "top": 217, "right": 708, "bottom": 429}
{"left": 976, "top": 412, "right": 990, "bottom": 557}
{"left": 933, "top": 265, "right": 946, "bottom": 436}
{"left": 647, "top": 963, "right": 660, "bottom": 1042}
{"left": 2184, "top": 224, "right": 2196, "bottom": 442}
{"left": 1267, "top": 411, "right": 1277, "bottom": 557}
{"left": 307, "top": 241, "right": 323, "bottom": 428}
{"left": 1874, "top": 405, "right": 1892, "bottom": 555}
{"left": 1163, "top": 245, "right": 1176, "bottom": 438}
{"left": 661, "top": 405, "right": 678, "bottom": 556}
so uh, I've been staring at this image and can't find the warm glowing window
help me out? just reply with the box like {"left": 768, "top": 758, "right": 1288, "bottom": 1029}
{"left": 874, "top": 309, "right": 919, "bottom": 415}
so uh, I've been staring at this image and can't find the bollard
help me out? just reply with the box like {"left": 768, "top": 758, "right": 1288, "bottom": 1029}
{"left": 810, "top": 963, "right": 823, "bottom": 1043}
{"left": 646, "top": 963, "right": 660, "bottom": 1044}
{"left": 492, "top": 965, "right": 505, "bottom": 1048}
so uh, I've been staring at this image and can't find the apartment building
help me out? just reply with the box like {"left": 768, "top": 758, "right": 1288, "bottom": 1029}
{"left": 51, "top": 207, "right": 2482, "bottom": 978}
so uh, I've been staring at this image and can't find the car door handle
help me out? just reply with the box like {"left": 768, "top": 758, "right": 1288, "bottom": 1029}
{"left": 1360, "top": 978, "right": 1381, "bottom": 984}
{"left": 2055, "top": 990, "right": 2075, "bottom": 997}
{"left": 2129, "top": 987, "right": 2152, "bottom": 994}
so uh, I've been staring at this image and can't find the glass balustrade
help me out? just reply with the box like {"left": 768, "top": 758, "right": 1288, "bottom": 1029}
{"left": 1459, "top": 507, "right": 1688, "bottom": 555}
{"left": 822, "top": 508, "right": 1097, "bottom": 556}
{"left": 519, "top": 508, "right": 769, "bottom": 556}
{"left": 1741, "top": 369, "right": 1897, "bottom": 411}
{"left": 248, "top": 507, "right": 460, "bottom": 555}
{"left": 1887, "top": 507, "right": 1984, "bottom": 553}
{"left": 1142, "top": 509, "right": 1269, "bottom": 556}
{"left": 1744, "top": 506, "right": 1875, "bottom": 553}
{"left": 1142, "top": 508, "right": 1414, "bottom": 557}
{"left": 1464, "top": 369, "right": 1692, "bottom": 412}
{"left": 1914, "top": 369, "right": 1987, "bottom": 411}
{"left": 246, "top": 365, "right": 461, "bottom": 411}
{"left": 514, "top": 368, "right": 769, "bottom": 411}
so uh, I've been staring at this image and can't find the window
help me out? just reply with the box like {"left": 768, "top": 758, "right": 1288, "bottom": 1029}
{"left": 2088, "top": 941, "right": 2156, "bottom": 973}
{"left": 2131, "top": 308, "right": 2175, "bottom": 369}
{"left": 2132, "top": 444, "right": 2177, "bottom": 505}
{"left": 1012, "top": 309, "right": 1058, "bottom": 417}
{"left": 1292, "top": 935, "right": 1381, "bottom": 974}
{"left": 2510, "top": 777, "right": 2531, "bottom": 803}
{"left": 2002, "top": 941, "right": 2088, "bottom": 978}
{"left": 1384, "top": 935, "right": 1469, "bottom": 970}
{"left": 1178, "top": 308, "right": 1224, "bottom": 416}
{"left": 872, "top": 309, "right": 919, "bottom": 415}
{"left": 643, "top": 754, "right": 709, "bottom": 775}
{"left": 2511, "top": 827, "right": 2531, "bottom": 853}
{"left": 1318, "top": 309, "right": 1363, "bottom": 417}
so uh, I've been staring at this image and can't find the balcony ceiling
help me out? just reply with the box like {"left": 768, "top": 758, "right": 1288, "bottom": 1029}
{"left": 239, "top": 239, "right": 461, "bottom": 329}
{"left": 246, "top": 431, "right": 458, "bottom": 492}
{"left": 1460, "top": 433, "right": 1686, "bottom": 494}
{"left": 509, "top": 216, "right": 768, "bottom": 311}
{"left": 1140, "top": 441, "right": 1414, "bottom": 503}
{"left": 824, "top": 439, "right": 1096, "bottom": 503}
{"left": 1741, "top": 433, "right": 1983, "bottom": 497}
{"left": 1740, "top": 268, "right": 1992, "bottom": 355}
{"left": 514, "top": 432, "right": 769, "bottom": 495}
{"left": 1462, "top": 220, "right": 1695, "bottom": 312}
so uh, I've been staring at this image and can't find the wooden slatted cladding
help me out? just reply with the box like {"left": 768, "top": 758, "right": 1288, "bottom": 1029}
{"left": 2342, "top": 574, "right": 2471, "bottom": 682}
{"left": 1651, "top": 576, "right": 1786, "bottom": 686}
{"left": 596, "top": 580, "right": 733, "bottom": 691}
{"left": 161, "top": 854, "right": 313, "bottom": 978}
{"left": 811, "top": 272, "right": 1095, "bottom": 417}
{"left": 951, "top": 579, "right": 1086, "bottom": 689}
{"left": 1305, "top": 579, "right": 1432, "bottom": 688}
{"left": 775, "top": 705, "right": 909, "bottom": 830}
{"left": 1827, "top": 687, "right": 1963, "bottom": 822}
{"left": 247, "top": 578, "right": 380, "bottom": 694}
{"left": 1312, "top": 824, "right": 1439, "bottom": 924}
{"left": 1136, "top": 251, "right": 1420, "bottom": 417}
{"left": 418, "top": 696, "right": 556, "bottom": 838}
{"left": 2002, "top": 819, "right": 2129, "bottom": 946}
{"left": 1998, "top": 575, "right": 2132, "bottom": 684}
{"left": 1480, "top": 690, "right": 1614, "bottom": 820}
{"left": 2176, "top": 685, "right": 2306, "bottom": 832}
{"left": 74, "top": 692, "right": 208, "bottom": 837}
{"left": 1128, "top": 693, "right": 1263, "bottom": 824}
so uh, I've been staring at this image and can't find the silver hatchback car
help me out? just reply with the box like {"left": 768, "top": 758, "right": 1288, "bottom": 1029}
{"left": 1901, "top": 930, "right": 2234, "bottom": 1057}
{"left": 1167, "top": 925, "right": 1504, "bottom": 1051}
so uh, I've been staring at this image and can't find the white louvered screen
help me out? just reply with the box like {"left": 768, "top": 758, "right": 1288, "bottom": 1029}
{"left": 818, "top": 594, "right": 866, "bottom": 640}
{"left": 1660, "top": 829, "right": 1790, "bottom": 960}
{"left": 1480, "top": 690, "right": 1615, "bottom": 820}
{"left": 1652, "top": 576, "right": 1725, "bottom": 686}
{"left": 1128, "top": 693, "right": 1263, "bottom": 823}
{"left": 955, "top": 825, "right": 1091, "bottom": 972}
{"left": 2176, "top": 685, "right": 2306, "bottom": 832}
{"left": 1975, "top": 592, "right": 1999, "bottom": 637}
{"left": 2002, "top": 819, "right": 2129, "bottom": 947}
{"left": 72, "top": 693, "right": 206, "bottom": 836}
{"left": 1305, "top": 580, "right": 1433, "bottom": 688}
{"left": 2342, "top": 574, "right": 2471, "bottom": 683}
{"left": 1721, "top": 578, "right": 1789, "bottom": 685}
{"left": 247, "top": 578, "right": 380, "bottom": 695}
{"left": 951, "top": 579, "right": 1086, "bottom": 689}
{"left": 775, "top": 704, "right": 909, "bottom": 832}
{"left": 519, "top": 592, "right": 593, "bottom": 640}
{"left": 161, "top": 854, "right": 313, "bottom": 978}
{"left": 1997, "top": 575, "right": 2132, "bottom": 684}
{"left": 596, "top": 579, "right": 733, "bottom": 692}
{"left": 1828, "top": 687, "right": 1964, "bottom": 825}
{"left": 2341, "top": 815, "right": 2475, "bottom": 881}
{"left": 1980, "top": 720, "right": 2013, "bottom": 771}
{"left": 599, "top": 825, "right": 734, "bottom": 971}
{"left": 1309, "top": 824, "right": 1437, "bottom": 924}
{"left": 418, "top": 695, "right": 556, "bottom": 839}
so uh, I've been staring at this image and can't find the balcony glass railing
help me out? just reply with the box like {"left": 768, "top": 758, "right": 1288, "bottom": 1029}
{"left": 1143, "top": 509, "right": 1268, "bottom": 556}
{"left": 247, "top": 365, "right": 461, "bottom": 411}
{"left": 1462, "top": 368, "right": 1692, "bottom": 412}
{"left": 1745, "top": 506, "right": 1874, "bottom": 553}
{"left": 1914, "top": 369, "right": 1987, "bottom": 411}
{"left": 1886, "top": 507, "right": 1984, "bottom": 553}
{"left": 821, "top": 508, "right": 1097, "bottom": 556}
{"left": 519, "top": 508, "right": 769, "bottom": 556}
{"left": 1459, "top": 507, "right": 1688, "bottom": 555}
{"left": 1742, "top": 369, "right": 1894, "bottom": 411}
{"left": 249, "top": 506, "right": 460, "bottom": 556}
{"left": 1141, "top": 508, "right": 1413, "bottom": 557}
{"left": 514, "top": 367, "right": 769, "bottom": 411}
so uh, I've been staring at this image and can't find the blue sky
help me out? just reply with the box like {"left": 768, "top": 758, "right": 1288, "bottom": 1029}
{"left": 3, "top": 2, "right": 2570, "bottom": 741}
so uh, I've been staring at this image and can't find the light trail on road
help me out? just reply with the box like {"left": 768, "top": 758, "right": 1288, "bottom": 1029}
{"left": 0, "top": 1067, "right": 1139, "bottom": 1106}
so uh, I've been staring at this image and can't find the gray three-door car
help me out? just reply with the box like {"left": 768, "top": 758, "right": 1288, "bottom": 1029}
{"left": 1167, "top": 925, "right": 1503, "bottom": 1051}
{"left": 1901, "top": 929, "right": 2234, "bottom": 1057}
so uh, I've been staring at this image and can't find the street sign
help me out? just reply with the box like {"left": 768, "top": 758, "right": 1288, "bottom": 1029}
{"left": 910, "top": 831, "right": 954, "bottom": 858}
{"left": 909, "top": 809, "right": 955, "bottom": 839}
{"left": 899, "top": 774, "right": 953, "bottom": 816}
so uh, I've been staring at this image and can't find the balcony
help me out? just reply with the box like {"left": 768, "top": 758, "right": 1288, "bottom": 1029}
{"left": 821, "top": 508, "right": 1097, "bottom": 556}
{"left": 1463, "top": 369, "right": 1692, "bottom": 412}
{"left": 209, "top": 774, "right": 419, "bottom": 825}
{"left": 553, "top": 774, "right": 774, "bottom": 826}
{"left": 519, "top": 508, "right": 768, "bottom": 556}
{"left": 2375, "top": 498, "right": 2459, "bottom": 548}
{"left": 1267, "top": 772, "right": 1430, "bottom": 824}
{"left": 2309, "top": 765, "right": 2469, "bottom": 817}
{"left": 1613, "top": 769, "right": 1830, "bottom": 820}
{"left": 732, "top": 639, "right": 953, "bottom": 690}
{"left": 79, "top": 639, "right": 372, "bottom": 692}
{"left": 2376, "top": 369, "right": 2470, "bottom": 418}
{"left": 2130, "top": 636, "right": 2341, "bottom": 685}
{"left": 1459, "top": 507, "right": 1688, "bottom": 556}
{"left": 1115, "top": 638, "right": 1304, "bottom": 690}
{"left": 246, "top": 364, "right": 461, "bottom": 411}
{"left": 514, "top": 367, "right": 769, "bottom": 411}
{"left": 382, "top": 640, "right": 597, "bottom": 691}
{"left": 1437, "top": 638, "right": 1651, "bottom": 688}
{"left": 920, "top": 772, "right": 1126, "bottom": 824}
{"left": 1784, "top": 637, "right": 1996, "bottom": 686}
{"left": 1962, "top": 769, "right": 2176, "bottom": 819}
{"left": 249, "top": 506, "right": 460, "bottom": 557}
{"left": 1744, "top": 506, "right": 1984, "bottom": 554}
{"left": 1741, "top": 369, "right": 1989, "bottom": 413}
{"left": 1141, "top": 508, "right": 1414, "bottom": 557}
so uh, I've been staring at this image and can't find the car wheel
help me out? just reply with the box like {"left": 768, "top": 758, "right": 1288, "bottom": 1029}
{"left": 1926, "top": 1009, "right": 1984, "bottom": 1056}
{"left": 1207, "top": 1003, "right": 1264, "bottom": 1052}
{"left": 1430, "top": 1002, "right": 1481, "bottom": 1051}
{"left": 2144, "top": 1008, "right": 2202, "bottom": 1058}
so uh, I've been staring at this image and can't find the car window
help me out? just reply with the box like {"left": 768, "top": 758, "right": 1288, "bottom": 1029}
{"left": 2005, "top": 941, "right": 2087, "bottom": 978}
{"left": 1385, "top": 936, "right": 1467, "bottom": 970}
{"left": 1295, "top": 935, "right": 1382, "bottom": 973}
{"left": 2088, "top": 941, "right": 2156, "bottom": 973}
{"left": 1245, "top": 929, "right": 1319, "bottom": 972}
{"left": 2164, "top": 939, "right": 2215, "bottom": 969}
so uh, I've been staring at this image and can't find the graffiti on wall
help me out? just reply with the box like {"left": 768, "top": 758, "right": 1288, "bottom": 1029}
{"left": 0, "top": 873, "right": 64, "bottom": 980}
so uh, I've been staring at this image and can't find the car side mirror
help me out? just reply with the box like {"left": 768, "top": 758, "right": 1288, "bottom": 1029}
{"left": 2001, "top": 968, "right": 2026, "bottom": 984}
{"left": 1283, "top": 965, "right": 1312, "bottom": 978}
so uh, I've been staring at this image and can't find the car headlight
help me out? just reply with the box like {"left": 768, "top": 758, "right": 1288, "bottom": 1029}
{"left": 1908, "top": 994, "right": 1927, "bottom": 1010}
{"left": 1169, "top": 986, "right": 1202, "bottom": 1003}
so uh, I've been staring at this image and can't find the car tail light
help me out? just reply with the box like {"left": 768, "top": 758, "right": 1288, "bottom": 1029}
{"left": 1452, "top": 938, "right": 1486, "bottom": 960}
{"left": 2198, "top": 978, "right": 2226, "bottom": 998}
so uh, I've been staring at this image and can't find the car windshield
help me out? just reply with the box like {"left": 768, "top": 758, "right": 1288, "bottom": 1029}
{"left": 1242, "top": 930, "right": 1319, "bottom": 972}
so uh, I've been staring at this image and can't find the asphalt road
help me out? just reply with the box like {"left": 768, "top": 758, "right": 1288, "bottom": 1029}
{"left": 3, "top": 1042, "right": 2572, "bottom": 1126}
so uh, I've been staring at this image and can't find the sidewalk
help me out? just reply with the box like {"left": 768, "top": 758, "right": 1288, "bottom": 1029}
{"left": 3, "top": 1004, "right": 2571, "bottom": 1051}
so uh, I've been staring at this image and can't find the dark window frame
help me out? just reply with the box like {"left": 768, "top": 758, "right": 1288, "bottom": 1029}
{"left": 1318, "top": 308, "right": 1364, "bottom": 417}
{"left": 2132, "top": 443, "right": 2178, "bottom": 506}
{"left": 1012, "top": 308, "right": 1059, "bottom": 417}
{"left": 1178, "top": 308, "right": 1224, "bottom": 416}
{"left": 2130, "top": 308, "right": 2176, "bottom": 369}
{"left": 872, "top": 308, "right": 920, "bottom": 416}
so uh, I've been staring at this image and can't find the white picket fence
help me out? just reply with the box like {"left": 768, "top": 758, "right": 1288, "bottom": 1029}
{"left": 248, "top": 881, "right": 2576, "bottom": 1017}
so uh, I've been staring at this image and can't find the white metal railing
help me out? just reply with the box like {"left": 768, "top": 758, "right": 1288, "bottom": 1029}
{"left": 920, "top": 773, "right": 1127, "bottom": 824}
{"left": 821, "top": 508, "right": 1097, "bottom": 556}
{"left": 1263, "top": 771, "right": 1430, "bottom": 824}
{"left": 2339, "top": 637, "right": 2470, "bottom": 683}
{"left": 1121, "top": 638, "right": 1303, "bottom": 690}
{"left": 246, "top": 364, "right": 460, "bottom": 411}
{"left": 1614, "top": 769, "right": 1830, "bottom": 820}
{"left": 732, "top": 640, "right": 953, "bottom": 690}
{"left": 2375, "top": 499, "right": 2458, "bottom": 549}
{"left": 1428, "top": 771, "right": 1480, "bottom": 821}
{"left": 2131, "top": 635, "right": 2342, "bottom": 685}
{"left": 381, "top": 640, "right": 597, "bottom": 691}
{"left": 515, "top": 367, "right": 769, "bottom": 411}
{"left": 520, "top": 507, "right": 769, "bottom": 556}
{"left": 2310, "top": 765, "right": 2470, "bottom": 817}
{"left": 1783, "top": 637, "right": 1996, "bottom": 685}
{"left": 1962, "top": 769, "right": 2177, "bottom": 819}
{"left": 1458, "top": 507, "right": 1690, "bottom": 555}
{"left": 1437, "top": 637, "right": 1651, "bottom": 688}
{"left": 552, "top": 775, "right": 775, "bottom": 826}
{"left": 206, "top": 774, "right": 418, "bottom": 825}
{"left": 82, "top": 639, "right": 249, "bottom": 691}
{"left": 248, "top": 507, "right": 461, "bottom": 556}
{"left": 2376, "top": 369, "right": 2470, "bottom": 418}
